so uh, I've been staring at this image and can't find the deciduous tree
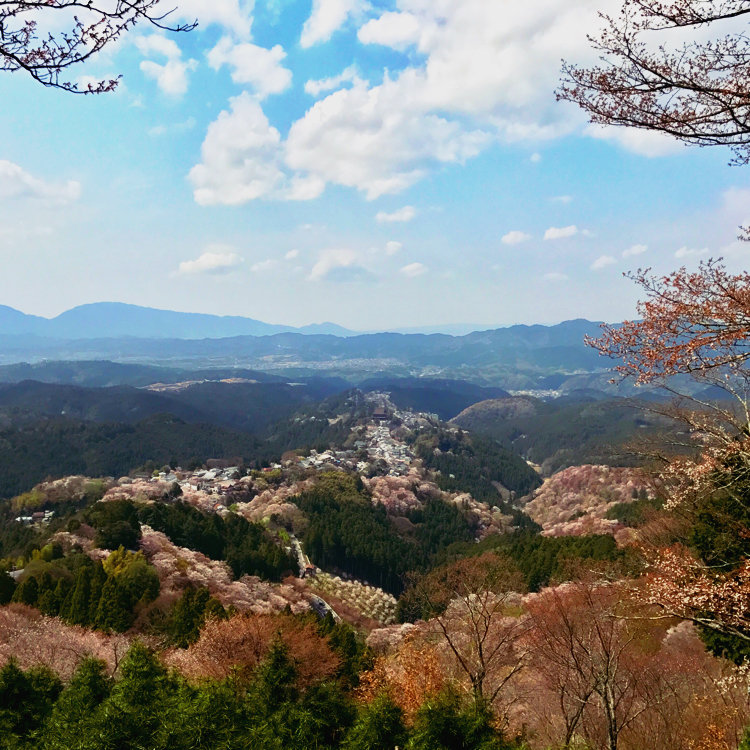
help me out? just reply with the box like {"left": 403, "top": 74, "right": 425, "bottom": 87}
{"left": 1, "top": 0, "right": 195, "bottom": 93}
{"left": 559, "top": 0, "right": 750, "bottom": 165}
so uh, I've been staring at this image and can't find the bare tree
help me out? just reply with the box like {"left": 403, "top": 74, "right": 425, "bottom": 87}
{"left": 412, "top": 553, "right": 528, "bottom": 713}
{"left": 526, "top": 580, "right": 677, "bottom": 750}
{"left": 1, "top": 0, "right": 196, "bottom": 93}
{"left": 559, "top": 0, "right": 750, "bottom": 165}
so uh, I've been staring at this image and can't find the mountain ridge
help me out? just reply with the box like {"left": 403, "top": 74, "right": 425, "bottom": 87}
{"left": 1, "top": 302, "right": 356, "bottom": 339}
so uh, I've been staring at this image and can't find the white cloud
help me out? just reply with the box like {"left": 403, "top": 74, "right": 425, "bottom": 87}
{"left": 189, "top": 93, "right": 285, "bottom": 205}
{"left": 286, "top": 78, "right": 490, "bottom": 199}
{"left": 207, "top": 36, "right": 292, "bottom": 97}
{"left": 357, "top": 11, "right": 421, "bottom": 50}
{"left": 250, "top": 259, "right": 277, "bottom": 272}
{"left": 501, "top": 230, "right": 531, "bottom": 245}
{"left": 622, "top": 243, "right": 647, "bottom": 258}
{"left": 591, "top": 254, "right": 617, "bottom": 270}
{"left": 285, "top": 249, "right": 300, "bottom": 260}
{"left": 400, "top": 262, "right": 427, "bottom": 278}
{"left": 530, "top": 152, "right": 542, "bottom": 163}
{"left": 305, "top": 65, "right": 360, "bottom": 97}
{"left": 586, "top": 124, "right": 685, "bottom": 157}
{"left": 543, "top": 271, "right": 569, "bottom": 282}
{"left": 178, "top": 247, "right": 242, "bottom": 275}
{"left": 300, "top": 0, "right": 366, "bottom": 47}
{"left": 544, "top": 225, "right": 578, "bottom": 240}
{"left": 148, "top": 117, "right": 196, "bottom": 137}
{"left": 385, "top": 241, "right": 403, "bottom": 256}
{"left": 285, "top": 173, "right": 326, "bottom": 201}
{"left": 282, "top": 0, "right": 624, "bottom": 199}
{"left": 136, "top": 35, "right": 197, "bottom": 96}
{"left": 376, "top": 206, "right": 417, "bottom": 224}
{"left": 0, "top": 160, "right": 80, "bottom": 203}
{"left": 309, "top": 248, "right": 372, "bottom": 282}
{"left": 551, "top": 195, "right": 573, "bottom": 204}
{"left": 189, "top": 93, "right": 325, "bottom": 205}
{"left": 170, "top": 0, "right": 254, "bottom": 38}
{"left": 675, "top": 246, "right": 709, "bottom": 259}
{"left": 196, "top": 0, "right": 677, "bottom": 203}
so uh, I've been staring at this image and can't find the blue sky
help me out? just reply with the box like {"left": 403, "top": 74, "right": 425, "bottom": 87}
{"left": 0, "top": 0, "right": 748, "bottom": 331}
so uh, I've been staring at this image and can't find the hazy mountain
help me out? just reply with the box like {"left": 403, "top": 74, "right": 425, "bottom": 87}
{"left": 0, "top": 361, "right": 285, "bottom": 388}
{"left": 1, "top": 302, "right": 356, "bottom": 339}
{"left": 358, "top": 377, "right": 511, "bottom": 420}
{"left": 0, "top": 378, "right": 346, "bottom": 433}
{"left": 0, "top": 318, "right": 611, "bottom": 388}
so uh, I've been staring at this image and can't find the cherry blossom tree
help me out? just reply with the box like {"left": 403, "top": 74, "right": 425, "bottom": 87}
{"left": 559, "top": 0, "right": 750, "bottom": 165}
{"left": 1, "top": 0, "right": 195, "bottom": 92}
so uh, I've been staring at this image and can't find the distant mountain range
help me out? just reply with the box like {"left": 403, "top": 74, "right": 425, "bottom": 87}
{"left": 0, "top": 303, "right": 355, "bottom": 339}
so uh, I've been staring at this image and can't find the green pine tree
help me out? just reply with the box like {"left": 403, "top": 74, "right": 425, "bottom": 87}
{"left": 12, "top": 575, "right": 39, "bottom": 606}
{"left": 0, "top": 571, "right": 16, "bottom": 605}
{"left": 67, "top": 568, "right": 92, "bottom": 626}
{"left": 87, "top": 562, "right": 106, "bottom": 624}
{"left": 41, "top": 657, "right": 111, "bottom": 750}
{"left": 343, "top": 693, "right": 407, "bottom": 750}
{"left": 95, "top": 576, "right": 134, "bottom": 633}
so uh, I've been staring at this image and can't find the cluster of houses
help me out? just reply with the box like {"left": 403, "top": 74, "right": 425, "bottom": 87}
{"left": 14, "top": 509, "right": 55, "bottom": 526}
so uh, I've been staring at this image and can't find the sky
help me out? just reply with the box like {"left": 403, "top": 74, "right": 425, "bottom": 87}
{"left": 0, "top": 0, "right": 749, "bottom": 332}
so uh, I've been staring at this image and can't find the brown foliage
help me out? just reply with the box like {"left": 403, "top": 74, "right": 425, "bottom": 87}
{"left": 0, "top": 604, "right": 131, "bottom": 680}
{"left": 165, "top": 612, "right": 340, "bottom": 689}
{"left": 357, "top": 635, "right": 446, "bottom": 719}
{"left": 588, "top": 261, "right": 750, "bottom": 385}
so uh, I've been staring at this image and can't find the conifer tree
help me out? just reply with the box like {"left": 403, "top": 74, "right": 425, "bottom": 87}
{"left": 87, "top": 562, "right": 106, "bottom": 624}
{"left": 12, "top": 575, "right": 39, "bottom": 606}
{"left": 96, "top": 643, "right": 168, "bottom": 749}
{"left": 0, "top": 570, "right": 16, "bottom": 605}
{"left": 42, "top": 658, "right": 111, "bottom": 750}
{"left": 55, "top": 578, "right": 73, "bottom": 621}
{"left": 342, "top": 694, "right": 407, "bottom": 750}
{"left": 37, "top": 588, "right": 60, "bottom": 617}
{"left": 67, "top": 568, "right": 92, "bottom": 626}
{"left": 95, "top": 576, "right": 133, "bottom": 633}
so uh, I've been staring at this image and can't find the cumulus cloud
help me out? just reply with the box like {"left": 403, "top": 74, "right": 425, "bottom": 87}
{"left": 196, "top": 0, "right": 685, "bottom": 203}
{"left": 136, "top": 35, "right": 197, "bottom": 96}
{"left": 309, "top": 248, "right": 372, "bottom": 282}
{"left": 591, "top": 254, "right": 617, "bottom": 270}
{"left": 376, "top": 206, "right": 417, "bottom": 224}
{"left": 285, "top": 249, "right": 300, "bottom": 260}
{"left": 207, "top": 36, "right": 292, "bottom": 97}
{"left": 189, "top": 93, "right": 324, "bottom": 205}
{"left": 178, "top": 247, "right": 243, "bottom": 275}
{"left": 586, "top": 124, "right": 685, "bottom": 157}
{"left": 622, "top": 243, "right": 647, "bottom": 258}
{"left": 286, "top": 78, "right": 490, "bottom": 199}
{"left": 675, "top": 246, "right": 709, "bottom": 259}
{"left": 385, "top": 241, "right": 403, "bottom": 256}
{"left": 300, "top": 0, "right": 366, "bottom": 47}
{"left": 250, "top": 259, "right": 277, "bottom": 272}
{"left": 305, "top": 65, "right": 360, "bottom": 97}
{"left": 544, "top": 225, "right": 578, "bottom": 241}
{"left": 543, "top": 271, "right": 569, "bottom": 282}
{"left": 194, "top": 0, "right": 675, "bottom": 204}
{"left": 400, "top": 262, "right": 427, "bottom": 278}
{"left": 501, "top": 230, "right": 531, "bottom": 245}
{"left": 358, "top": 10, "right": 421, "bottom": 50}
{"left": 0, "top": 160, "right": 81, "bottom": 203}
{"left": 170, "top": 0, "right": 254, "bottom": 38}
{"left": 189, "top": 93, "right": 285, "bottom": 205}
